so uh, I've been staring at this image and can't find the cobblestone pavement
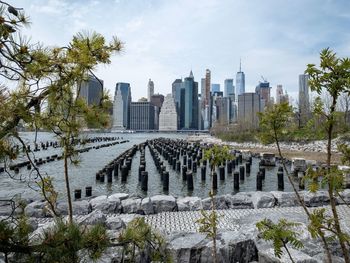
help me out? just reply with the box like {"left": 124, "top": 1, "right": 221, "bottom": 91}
{"left": 11, "top": 205, "right": 350, "bottom": 235}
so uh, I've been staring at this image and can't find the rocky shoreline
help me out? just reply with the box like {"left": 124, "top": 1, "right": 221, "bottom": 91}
{"left": 1, "top": 191, "right": 350, "bottom": 262}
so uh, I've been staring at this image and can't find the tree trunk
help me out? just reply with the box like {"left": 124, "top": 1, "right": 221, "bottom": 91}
{"left": 64, "top": 147, "right": 73, "bottom": 224}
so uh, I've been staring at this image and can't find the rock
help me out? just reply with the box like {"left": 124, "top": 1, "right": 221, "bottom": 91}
{"left": 57, "top": 200, "right": 90, "bottom": 215}
{"left": 78, "top": 210, "right": 106, "bottom": 225}
{"left": 226, "top": 193, "right": 254, "bottom": 209}
{"left": 202, "top": 195, "right": 229, "bottom": 210}
{"left": 29, "top": 221, "right": 56, "bottom": 245}
{"left": 105, "top": 216, "right": 125, "bottom": 230}
{"left": 303, "top": 191, "right": 330, "bottom": 207}
{"left": 251, "top": 192, "right": 276, "bottom": 208}
{"left": 151, "top": 195, "right": 177, "bottom": 213}
{"left": 258, "top": 246, "right": 318, "bottom": 263}
{"left": 79, "top": 246, "right": 124, "bottom": 263}
{"left": 108, "top": 193, "right": 129, "bottom": 201}
{"left": 121, "top": 198, "right": 141, "bottom": 214}
{"left": 140, "top": 197, "right": 154, "bottom": 215}
{"left": 336, "top": 189, "right": 350, "bottom": 204}
{"left": 24, "top": 200, "right": 46, "bottom": 217}
{"left": 270, "top": 191, "right": 300, "bottom": 207}
{"left": 177, "top": 196, "right": 202, "bottom": 211}
{"left": 119, "top": 213, "right": 142, "bottom": 226}
{"left": 314, "top": 253, "right": 345, "bottom": 263}
{"left": 90, "top": 195, "right": 121, "bottom": 214}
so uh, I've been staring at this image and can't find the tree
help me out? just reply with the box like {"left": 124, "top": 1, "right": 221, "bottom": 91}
{"left": 306, "top": 48, "right": 350, "bottom": 262}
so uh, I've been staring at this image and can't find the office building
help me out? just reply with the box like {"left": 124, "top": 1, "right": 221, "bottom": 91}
{"left": 147, "top": 79, "right": 154, "bottom": 101}
{"left": 236, "top": 60, "right": 245, "bottom": 96}
{"left": 237, "top": 92, "right": 261, "bottom": 128}
{"left": 224, "top": 79, "right": 235, "bottom": 99}
{"left": 78, "top": 75, "right": 103, "bottom": 106}
{"left": 129, "top": 102, "right": 155, "bottom": 131}
{"left": 299, "top": 74, "right": 310, "bottom": 126}
{"left": 276, "top": 85, "right": 289, "bottom": 104}
{"left": 255, "top": 80, "right": 271, "bottom": 105}
{"left": 215, "top": 97, "right": 230, "bottom": 125}
{"left": 113, "top": 82, "right": 131, "bottom": 129}
{"left": 183, "top": 70, "right": 199, "bottom": 130}
{"left": 150, "top": 94, "right": 164, "bottom": 130}
{"left": 211, "top": 83, "right": 220, "bottom": 93}
{"left": 159, "top": 94, "right": 178, "bottom": 131}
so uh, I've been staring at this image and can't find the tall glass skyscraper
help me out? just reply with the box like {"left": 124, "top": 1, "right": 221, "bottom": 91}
{"left": 211, "top": 84, "right": 220, "bottom": 93}
{"left": 224, "top": 79, "right": 234, "bottom": 98}
{"left": 236, "top": 61, "right": 245, "bottom": 96}
{"left": 183, "top": 70, "right": 198, "bottom": 130}
{"left": 299, "top": 74, "right": 310, "bottom": 126}
{"left": 113, "top": 82, "right": 131, "bottom": 129}
{"left": 78, "top": 75, "right": 103, "bottom": 106}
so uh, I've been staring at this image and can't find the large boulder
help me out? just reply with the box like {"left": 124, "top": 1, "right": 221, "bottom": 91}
{"left": 151, "top": 195, "right": 177, "bottom": 213}
{"left": 90, "top": 195, "right": 121, "bottom": 214}
{"left": 121, "top": 198, "right": 141, "bottom": 214}
{"left": 336, "top": 189, "right": 350, "bottom": 204}
{"left": 24, "top": 200, "right": 46, "bottom": 218}
{"left": 57, "top": 200, "right": 90, "bottom": 215}
{"left": 258, "top": 246, "right": 318, "bottom": 263}
{"left": 202, "top": 195, "right": 229, "bottom": 210}
{"left": 140, "top": 197, "right": 154, "bottom": 215}
{"left": 78, "top": 210, "right": 106, "bottom": 226}
{"left": 108, "top": 193, "right": 129, "bottom": 201}
{"left": 270, "top": 191, "right": 300, "bottom": 207}
{"left": 105, "top": 216, "right": 125, "bottom": 231}
{"left": 303, "top": 191, "right": 330, "bottom": 207}
{"left": 177, "top": 196, "right": 202, "bottom": 211}
{"left": 226, "top": 193, "right": 254, "bottom": 209}
{"left": 251, "top": 192, "right": 276, "bottom": 209}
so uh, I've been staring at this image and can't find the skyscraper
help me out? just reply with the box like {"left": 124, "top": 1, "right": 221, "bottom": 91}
{"left": 78, "top": 75, "right": 103, "bottom": 106}
{"left": 276, "top": 85, "right": 284, "bottom": 104}
{"left": 172, "top": 79, "right": 184, "bottom": 129}
{"left": 299, "top": 74, "right": 310, "bottom": 126}
{"left": 200, "top": 69, "right": 211, "bottom": 130}
{"left": 255, "top": 80, "right": 271, "bottom": 105}
{"left": 147, "top": 79, "right": 154, "bottom": 101}
{"left": 211, "top": 84, "right": 220, "bottom": 93}
{"left": 113, "top": 82, "right": 131, "bottom": 129}
{"left": 150, "top": 94, "right": 164, "bottom": 130}
{"left": 159, "top": 94, "right": 178, "bottom": 131}
{"left": 224, "top": 79, "right": 235, "bottom": 98}
{"left": 129, "top": 102, "right": 155, "bottom": 131}
{"left": 236, "top": 60, "right": 245, "bottom": 96}
{"left": 238, "top": 92, "right": 261, "bottom": 128}
{"left": 183, "top": 70, "right": 199, "bottom": 130}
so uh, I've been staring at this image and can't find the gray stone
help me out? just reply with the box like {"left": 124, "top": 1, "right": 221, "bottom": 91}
{"left": 270, "top": 191, "right": 300, "bottom": 207}
{"left": 105, "top": 216, "right": 125, "bottom": 230}
{"left": 151, "top": 195, "right": 177, "bottom": 213}
{"left": 336, "top": 189, "right": 350, "bottom": 204}
{"left": 57, "top": 200, "right": 90, "bottom": 215}
{"left": 24, "top": 200, "right": 46, "bottom": 217}
{"left": 258, "top": 246, "right": 318, "bottom": 263}
{"left": 303, "top": 191, "right": 330, "bottom": 207}
{"left": 121, "top": 198, "right": 141, "bottom": 214}
{"left": 226, "top": 193, "right": 254, "bottom": 209}
{"left": 140, "top": 197, "right": 154, "bottom": 215}
{"left": 251, "top": 192, "right": 276, "bottom": 208}
{"left": 80, "top": 246, "right": 124, "bottom": 263}
{"left": 78, "top": 210, "right": 106, "bottom": 225}
{"left": 202, "top": 195, "right": 229, "bottom": 210}
{"left": 177, "top": 196, "right": 202, "bottom": 211}
{"left": 119, "top": 213, "right": 142, "bottom": 226}
{"left": 108, "top": 193, "right": 129, "bottom": 201}
{"left": 90, "top": 195, "right": 121, "bottom": 214}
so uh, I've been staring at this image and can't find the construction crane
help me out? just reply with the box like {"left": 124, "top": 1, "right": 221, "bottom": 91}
{"left": 261, "top": 76, "right": 268, "bottom": 83}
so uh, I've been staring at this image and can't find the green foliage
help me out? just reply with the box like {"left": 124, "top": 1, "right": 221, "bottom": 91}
{"left": 118, "top": 217, "right": 171, "bottom": 263}
{"left": 258, "top": 102, "right": 294, "bottom": 145}
{"left": 202, "top": 144, "right": 232, "bottom": 171}
{"left": 338, "top": 143, "right": 350, "bottom": 165}
{"left": 196, "top": 208, "right": 219, "bottom": 240}
{"left": 256, "top": 218, "right": 303, "bottom": 260}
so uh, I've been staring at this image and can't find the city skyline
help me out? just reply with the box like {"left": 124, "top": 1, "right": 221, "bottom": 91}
{"left": 12, "top": 0, "right": 350, "bottom": 102}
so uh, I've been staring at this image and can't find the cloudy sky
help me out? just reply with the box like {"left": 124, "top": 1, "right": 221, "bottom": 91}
{"left": 11, "top": 0, "right": 350, "bottom": 102}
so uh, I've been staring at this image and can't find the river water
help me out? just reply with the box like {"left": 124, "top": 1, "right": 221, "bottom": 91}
{"left": 0, "top": 132, "right": 296, "bottom": 201}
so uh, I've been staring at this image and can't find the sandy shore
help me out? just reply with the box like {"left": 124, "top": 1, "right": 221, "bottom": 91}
{"left": 187, "top": 134, "right": 344, "bottom": 164}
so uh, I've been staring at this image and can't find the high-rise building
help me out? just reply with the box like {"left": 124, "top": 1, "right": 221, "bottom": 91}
{"left": 147, "top": 79, "right": 154, "bottom": 101}
{"left": 129, "top": 102, "right": 155, "bottom": 131}
{"left": 211, "top": 84, "right": 220, "bottom": 93}
{"left": 236, "top": 60, "right": 245, "bottom": 96}
{"left": 224, "top": 79, "right": 235, "bottom": 99}
{"left": 237, "top": 92, "right": 261, "bottom": 128}
{"left": 276, "top": 85, "right": 284, "bottom": 104}
{"left": 299, "top": 74, "right": 310, "bottom": 126}
{"left": 150, "top": 94, "right": 164, "bottom": 130}
{"left": 215, "top": 97, "right": 230, "bottom": 125}
{"left": 172, "top": 79, "right": 184, "bottom": 129}
{"left": 255, "top": 80, "right": 271, "bottom": 105}
{"left": 113, "top": 82, "right": 131, "bottom": 129}
{"left": 200, "top": 69, "right": 211, "bottom": 130}
{"left": 183, "top": 70, "right": 199, "bottom": 130}
{"left": 78, "top": 75, "right": 103, "bottom": 106}
{"left": 159, "top": 94, "right": 178, "bottom": 131}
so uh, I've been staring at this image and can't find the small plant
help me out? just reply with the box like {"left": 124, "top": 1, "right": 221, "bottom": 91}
{"left": 118, "top": 217, "right": 172, "bottom": 263}
{"left": 256, "top": 218, "right": 304, "bottom": 263}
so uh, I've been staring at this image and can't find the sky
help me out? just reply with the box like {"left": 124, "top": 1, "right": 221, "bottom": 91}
{"left": 10, "top": 0, "right": 350, "bottom": 102}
